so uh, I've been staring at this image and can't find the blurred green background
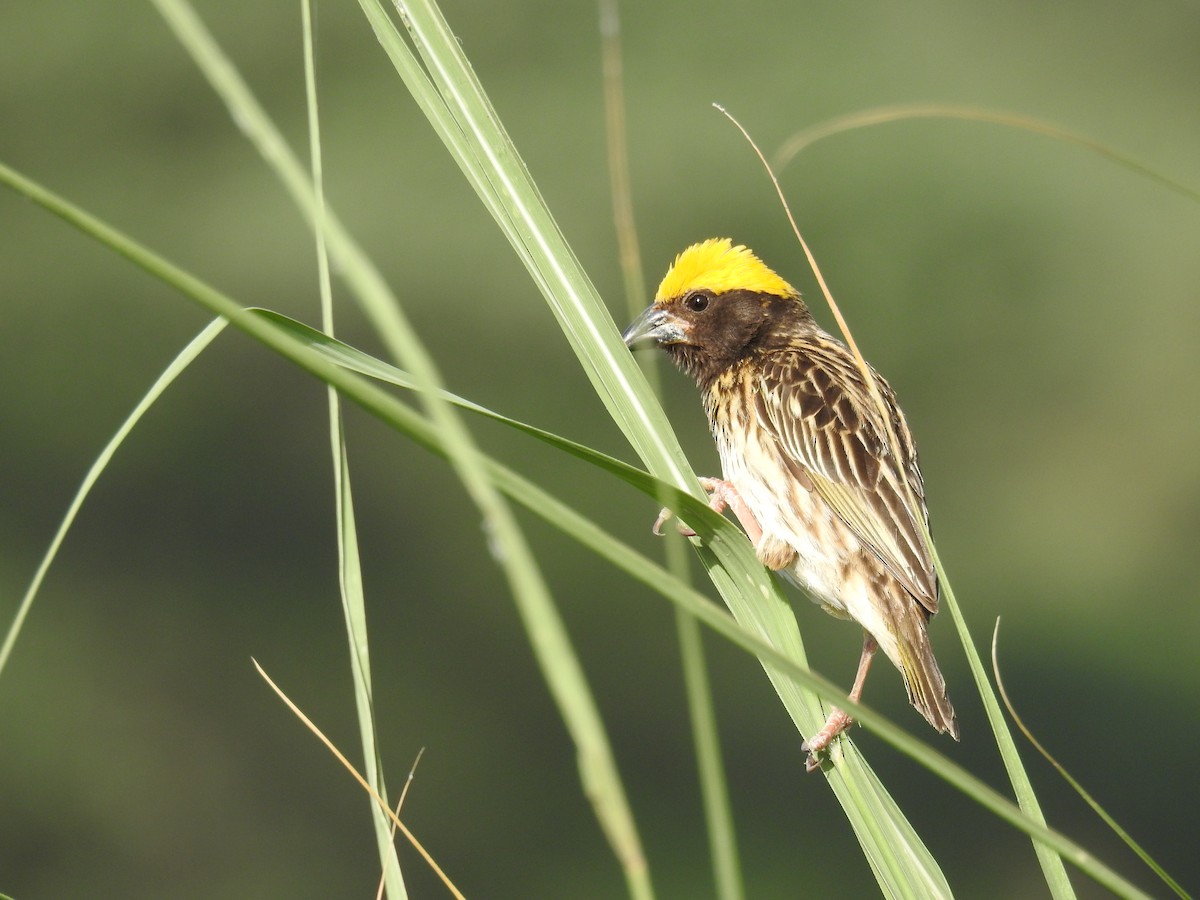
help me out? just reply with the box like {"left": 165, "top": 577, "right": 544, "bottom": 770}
{"left": 3, "top": 0, "right": 1198, "bottom": 897}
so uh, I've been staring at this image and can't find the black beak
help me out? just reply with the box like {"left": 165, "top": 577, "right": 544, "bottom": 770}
{"left": 622, "top": 306, "right": 687, "bottom": 347}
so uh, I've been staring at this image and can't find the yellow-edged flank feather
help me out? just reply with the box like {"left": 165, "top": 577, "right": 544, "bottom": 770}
{"left": 655, "top": 238, "right": 798, "bottom": 302}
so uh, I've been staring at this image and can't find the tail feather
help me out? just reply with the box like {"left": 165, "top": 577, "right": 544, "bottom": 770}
{"left": 895, "top": 620, "right": 959, "bottom": 740}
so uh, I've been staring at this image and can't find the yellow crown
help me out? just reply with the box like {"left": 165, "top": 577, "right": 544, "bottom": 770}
{"left": 655, "top": 238, "right": 798, "bottom": 302}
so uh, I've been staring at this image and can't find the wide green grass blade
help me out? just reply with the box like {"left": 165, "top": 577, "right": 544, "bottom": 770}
{"left": 367, "top": 0, "right": 693, "bottom": 485}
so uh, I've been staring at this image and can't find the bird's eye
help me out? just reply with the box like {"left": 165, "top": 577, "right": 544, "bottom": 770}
{"left": 684, "top": 291, "right": 710, "bottom": 312}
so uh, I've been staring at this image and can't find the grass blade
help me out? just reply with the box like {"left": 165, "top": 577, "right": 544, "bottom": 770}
{"left": 300, "top": 3, "right": 407, "bottom": 893}
{"left": 772, "top": 103, "right": 1200, "bottom": 204}
{"left": 993, "top": 624, "right": 1191, "bottom": 900}
{"left": 0, "top": 319, "right": 227, "bottom": 678}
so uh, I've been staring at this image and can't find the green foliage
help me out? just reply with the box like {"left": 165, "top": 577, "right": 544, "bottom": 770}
{"left": 2, "top": 1, "right": 1200, "bottom": 900}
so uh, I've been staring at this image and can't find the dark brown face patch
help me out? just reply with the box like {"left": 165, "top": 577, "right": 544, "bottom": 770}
{"left": 661, "top": 289, "right": 812, "bottom": 386}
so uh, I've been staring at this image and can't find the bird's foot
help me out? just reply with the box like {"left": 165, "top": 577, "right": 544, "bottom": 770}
{"left": 652, "top": 478, "right": 762, "bottom": 544}
{"left": 801, "top": 708, "right": 855, "bottom": 773}
{"left": 652, "top": 506, "right": 691, "bottom": 537}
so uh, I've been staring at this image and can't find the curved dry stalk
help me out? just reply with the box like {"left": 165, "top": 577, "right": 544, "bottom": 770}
{"left": 252, "top": 660, "right": 466, "bottom": 900}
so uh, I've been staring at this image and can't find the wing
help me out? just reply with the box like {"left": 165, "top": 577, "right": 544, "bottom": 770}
{"left": 753, "top": 341, "right": 939, "bottom": 614}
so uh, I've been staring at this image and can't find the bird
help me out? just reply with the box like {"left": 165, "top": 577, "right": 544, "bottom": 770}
{"left": 623, "top": 237, "right": 957, "bottom": 769}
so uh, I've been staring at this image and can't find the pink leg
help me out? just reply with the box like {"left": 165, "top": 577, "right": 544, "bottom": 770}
{"left": 802, "top": 634, "right": 878, "bottom": 772}
{"left": 697, "top": 477, "right": 763, "bottom": 544}
{"left": 652, "top": 477, "right": 762, "bottom": 546}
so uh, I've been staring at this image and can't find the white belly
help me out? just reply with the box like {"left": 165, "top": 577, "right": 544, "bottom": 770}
{"left": 720, "top": 438, "right": 900, "bottom": 660}
{"left": 722, "top": 439, "right": 901, "bottom": 663}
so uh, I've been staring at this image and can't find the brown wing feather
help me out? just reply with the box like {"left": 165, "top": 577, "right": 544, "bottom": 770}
{"left": 752, "top": 340, "right": 939, "bottom": 614}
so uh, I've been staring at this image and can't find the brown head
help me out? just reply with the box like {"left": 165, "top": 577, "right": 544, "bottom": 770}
{"left": 623, "top": 238, "right": 813, "bottom": 385}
